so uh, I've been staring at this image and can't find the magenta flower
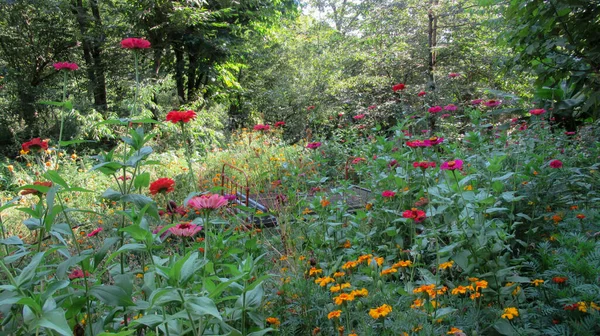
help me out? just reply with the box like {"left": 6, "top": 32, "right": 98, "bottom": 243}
{"left": 253, "top": 124, "right": 270, "bottom": 131}
{"left": 402, "top": 208, "right": 426, "bottom": 222}
{"left": 448, "top": 73, "right": 461, "bottom": 78}
{"left": 352, "top": 157, "right": 366, "bottom": 164}
{"left": 382, "top": 190, "right": 396, "bottom": 198}
{"left": 424, "top": 136, "right": 444, "bottom": 146}
{"left": 353, "top": 114, "right": 366, "bottom": 120}
{"left": 87, "top": 228, "right": 103, "bottom": 237}
{"left": 368, "top": 105, "right": 377, "bottom": 110}
{"left": 68, "top": 268, "right": 90, "bottom": 280}
{"left": 440, "top": 159, "right": 463, "bottom": 171}
{"left": 428, "top": 106, "right": 443, "bottom": 114}
{"left": 444, "top": 104, "right": 457, "bottom": 111}
{"left": 274, "top": 121, "right": 285, "bottom": 127}
{"left": 565, "top": 131, "right": 576, "bottom": 135}
{"left": 471, "top": 99, "right": 483, "bottom": 105}
{"left": 188, "top": 194, "right": 228, "bottom": 211}
{"left": 406, "top": 140, "right": 430, "bottom": 148}
{"left": 223, "top": 194, "right": 237, "bottom": 201}
{"left": 549, "top": 159, "right": 563, "bottom": 168}
{"left": 306, "top": 142, "right": 322, "bottom": 149}
{"left": 441, "top": 114, "right": 451, "bottom": 119}
{"left": 418, "top": 91, "right": 426, "bottom": 97}
{"left": 307, "top": 105, "right": 316, "bottom": 111}
{"left": 529, "top": 109, "right": 546, "bottom": 115}
{"left": 169, "top": 222, "right": 203, "bottom": 237}
{"left": 388, "top": 159, "right": 398, "bottom": 168}
{"left": 121, "top": 38, "right": 151, "bottom": 49}
{"left": 483, "top": 100, "right": 501, "bottom": 108}
{"left": 53, "top": 62, "right": 79, "bottom": 71}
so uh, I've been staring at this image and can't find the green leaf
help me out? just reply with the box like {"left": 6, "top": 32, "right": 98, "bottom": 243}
{"left": 38, "top": 308, "right": 72, "bottom": 336}
{"left": 16, "top": 252, "right": 45, "bottom": 287}
{"left": 134, "top": 172, "right": 150, "bottom": 189}
{"left": 247, "top": 328, "right": 275, "bottom": 336}
{"left": 121, "top": 225, "right": 152, "bottom": 242}
{"left": 90, "top": 285, "right": 135, "bottom": 307}
{"left": 494, "top": 318, "right": 518, "bottom": 335}
{"left": 59, "top": 139, "right": 95, "bottom": 147}
{"left": 186, "top": 297, "right": 223, "bottom": 320}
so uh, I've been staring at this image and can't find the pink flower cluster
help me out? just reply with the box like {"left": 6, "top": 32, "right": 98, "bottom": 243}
{"left": 306, "top": 142, "right": 322, "bottom": 149}
{"left": 121, "top": 38, "right": 151, "bottom": 49}
{"left": 413, "top": 161, "right": 436, "bottom": 170}
{"left": 53, "top": 62, "right": 79, "bottom": 71}
{"left": 253, "top": 124, "right": 271, "bottom": 131}
{"left": 402, "top": 208, "right": 426, "bottom": 222}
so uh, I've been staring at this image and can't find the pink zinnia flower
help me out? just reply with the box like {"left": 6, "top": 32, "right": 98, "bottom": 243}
{"left": 388, "top": 159, "right": 398, "bottom": 168}
{"left": 424, "top": 136, "right": 444, "bottom": 146}
{"left": 307, "top": 105, "right": 316, "bottom": 111}
{"left": 274, "top": 121, "right": 285, "bottom": 127}
{"left": 353, "top": 114, "right": 366, "bottom": 120}
{"left": 413, "top": 161, "right": 436, "bottom": 170}
{"left": 406, "top": 140, "right": 430, "bottom": 148}
{"left": 418, "top": 91, "right": 426, "bottom": 97}
{"left": 68, "top": 268, "right": 90, "bottom": 280}
{"left": 382, "top": 190, "right": 396, "bottom": 198}
{"left": 306, "top": 142, "right": 322, "bottom": 149}
{"left": 441, "top": 113, "right": 451, "bottom": 119}
{"left": 169, "top": 222, "right": 203, "bottom": 237}
{"left": 448, "top": 73, "right": 461, "bottom": 78}
{"left": 87, "top": 228, "right": 103, "bottom": 237}
{"left": 53, "top": 62, "right": 79, "bottom": 71}
{"left": 253, "top": 124, "right": 270, "bottom": 131}
{"left": 428, "top": 106, "right": 443, "bottom": 114}
{"left": 565, "top": 131, "right": 576, "bottom": 135}
{"left": 519, "top": 123, "right": 528, "bottom": 131}
{"left": 224, "top": 194, "right": 237, "bottom": 201}
{"left": 483, "top": 100, "right": 501, "bottom": 108}
{"left": 392, "top": 83, "right": 406, "bottom": 92}
{"left": 444, "top": 104, "right": 457, "bottom": 111}
{"left": 529, "top": 109, "right": 546, "bottom": 115}
{"left": 440, "top": 159, "right": 463, "bottom": 170}
{"left": 368, "top": 105, "right": 377, "bottom": 110}
{"left": 121, "top": 38, "right": 151, "bottom": 49}
{"left": 549, "top": 159, "right": 563, "bottom": 168}
{"left": 188, "top": 194, "right": 228, "bottom": 210}
{"left": 471, "top": 99, "right": 483, "bottom": 105}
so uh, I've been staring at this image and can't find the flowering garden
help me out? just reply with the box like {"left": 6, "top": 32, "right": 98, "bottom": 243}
{"left": 1, "top": 3, "right": 600, "bottom": 335}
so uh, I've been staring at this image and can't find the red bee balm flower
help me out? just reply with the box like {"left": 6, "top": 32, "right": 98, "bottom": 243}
{"left": 306, "top": 142, "right": 322, "bottom": 149}
{"left": 402, "top": 208, "right": 426, "bottom": 222}
{"left": 121, "top": 38, "right": 151, "bottom": 49}
{"left": 392, "top": 83, "right": 405, "bottom": 92}
{"left": 166, "top": 110, "right": 196, "bottom": 124}
{"left": 21, "top": 138, "right": 49, "bottom": 153}
{"left": 440, "top": 159, "right": 463, "bottom": 171}
{"left": 382, "top": 190, "right": 396, "bottom": 198}
{"left": 428, "top": 106, "right": 443, "bottom": 114}
{"left": 549, "top": 160, "right": 563, "bottom": 168}
{"left": 169, "top": 222, "right": 203, "bottom": 237}
{"left": 149, "top": 178, "right": 175, "bottom": 195}
{"left": 53, "top": 62, "right": 79, "bottom": 71}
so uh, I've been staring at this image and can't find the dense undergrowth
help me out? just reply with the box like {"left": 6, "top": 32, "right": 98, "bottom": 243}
{"left": 0, "top": 40, "right": 599, "bottom": 336}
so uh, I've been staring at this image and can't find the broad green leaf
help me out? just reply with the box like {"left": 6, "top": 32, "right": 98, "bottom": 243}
{"left": 90, "top": 285, "right": 135, "bottom": 307}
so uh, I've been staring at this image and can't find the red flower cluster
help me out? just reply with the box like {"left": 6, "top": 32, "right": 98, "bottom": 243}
{"left": 306, "top": 142, "right": 322, "bottom": 149}
{"left": 166, "top": 110, "right": 196, "bottom": 124}
{"left": 549, "top": 159, "right": 563, "bottom": 169}
{"left": 418, "top": 91, "right": 426, "bottom": 97}
{"left": 413, "top": 161, "right": 436, "bottom": 170}
{"left": 388, "top": 159, "right": 398, "bottom": 168}
{"left": 253, "top": 124, "right": 270, "bottom": 131}
{"left": 353, "top": 114, "right": 366, "bottom": 120}
{"left": 53, "top": 62, "right": 79, "bottom": 71}
{"left": 448, "top": 73, "right": 461, "bottom": 78}
{"left": 352, "top": 157, "right": 366, "bottom": 164}
{"left": 402, "top": 208, "right": 426, "bottom": 222}
{"left": 392, "top": 83, "right": 405, "bottom": 92}
{"left": 564, "top": 303, "right": 579, "bottom": 311}
{"left": 274, "top": 121, "right": 285, "bottom": 127}
{"left": 121, "top": 38, "right": 151, "bottom": 49}
{"left": 382, "top": 190, "right": 396, "bottom": 198}
{"left": 149, "top": 178, "right": 175, "bottom": 195}
{"left": 552, "top": 276, "right": 567, "bottom": 284}
{"left": 68, "top": 268, "right": 91, "bottom": 280}
{"left": 22, "top": 138, "right": 49, "bottom": 153}
{"left": 428, "top": 106, "right": 442, "bottom": 114}
{"left": 307, "top": 105, "right": 316, "bottom": 111}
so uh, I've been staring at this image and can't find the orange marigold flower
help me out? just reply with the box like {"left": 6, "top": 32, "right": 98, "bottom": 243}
{"left": 320, "top": 198, "right": 330, "bottom": 207}
{"left": 351, "top": 288, "right": 368, "bottom": 297}
{"left": 447, "top": 327, "right": 464, "bottom": 334}
{"left": 552, "top": 214, "right": 563, "bottom": 223}
{"left": 410, "top": 298, "right": 424, "bottom": 309}
{"left": 333, "top": 272, "right": 345, "bottom": 278}
{"left": 501, "top": 307, "right": 519, "bottom": 320}
{"left": 327, "top": 310, "right": 342, "bottom": 319}
{"left": 531, "top": 279, "right": 544, "bottom": 286}
{"left": 369, "top": 304, "right": 392, "bottom": 319}
{"left": 333, "top": 293, "right": 355, "bottom": 305}
{"left": 475, "top": 280, "right": 488, "bottom": 291}
{"left": 392, "top": 260, "right": 412, "bottom": 268}
{"left": 357, "top": 254, "right": 373, "bottom": 264}
{"left": 315, "top": 276, "right": 335, "bottom": 287}
{"left": 576, "top": 214, "right": 585, "bottom": 219}
{"left": 342, "top": 261, "right": 358, "bottom": 270}
{"left": 266, "top": 317, "right": 280, "bottom": 326}
{"left": 309, "top": 267, "right": 323, "bottom": 276}
{"left": 439, "top": 261, "right": 454, "bottom": 270}
{"left": 451, "top": 286, "right": 469, "bottom": 295}
{"left": 552, "top": 276, "right": 567, "bottom": 284}
{"left": 380, "top": 268, "right": 398, "bottom": 276}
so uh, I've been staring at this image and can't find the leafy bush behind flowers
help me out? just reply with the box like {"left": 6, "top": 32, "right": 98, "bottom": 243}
{"left": 0, "top": 44, "right": 599, "bottom": 336}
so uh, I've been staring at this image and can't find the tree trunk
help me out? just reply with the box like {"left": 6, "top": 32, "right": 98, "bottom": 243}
{"left": 73, "top": 0, "right": 97, "bottom": 107}
{"left": 89, "top": 0, "right": 107, "bottom": 112}
{"left": 186, "top": 51, "right": 198, "bottom": 101}
{"left": 172, "top": 38, "right": 186, "bottom": 102}
{"left": 427, "top": 0, "right": 439, "bottom": 91}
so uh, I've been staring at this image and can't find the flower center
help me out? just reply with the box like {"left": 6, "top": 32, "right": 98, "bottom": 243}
{"left": 448, "top": 161, "right": 456, "bottom": 167}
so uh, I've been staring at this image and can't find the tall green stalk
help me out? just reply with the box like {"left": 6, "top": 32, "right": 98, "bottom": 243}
{"left": 58, "top": 71, "right": 68, "bottom": 153}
